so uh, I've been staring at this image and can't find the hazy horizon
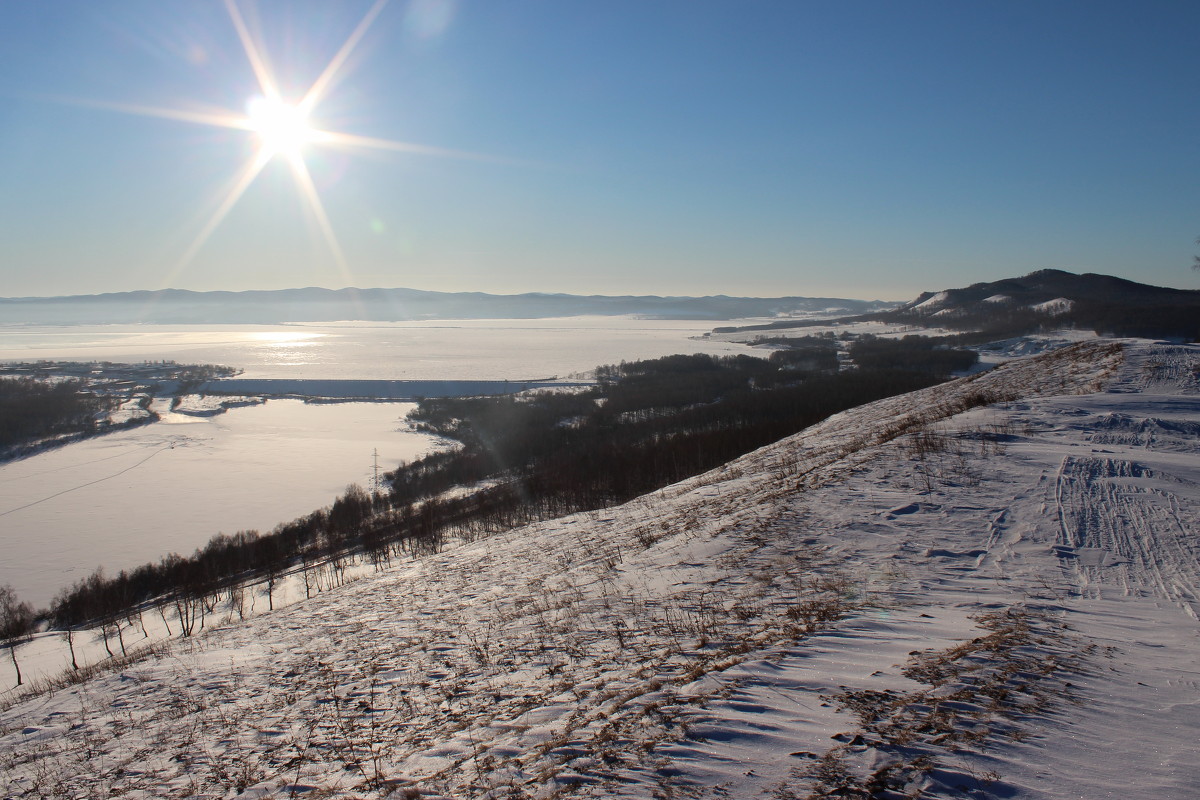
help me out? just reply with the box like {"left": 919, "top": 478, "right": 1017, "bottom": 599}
{"left": 2, "top": 1, "right": 1198, "bottom": 302}
{"left": 3, "top": 267, "right": 1198, "bottom": 307}
{"left": 1, "top": 284, "right": 896, "bottom": 302}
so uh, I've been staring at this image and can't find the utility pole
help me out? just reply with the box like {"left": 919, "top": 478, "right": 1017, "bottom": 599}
{"left": 372, "top": 448, "right": 381, "bottom": 495}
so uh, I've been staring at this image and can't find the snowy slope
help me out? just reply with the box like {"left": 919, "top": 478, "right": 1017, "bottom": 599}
{"left": 2, "top": 339, "right": 1197, "bottom": 799}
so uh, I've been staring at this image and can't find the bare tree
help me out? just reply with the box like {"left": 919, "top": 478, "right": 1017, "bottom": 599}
{"left": 0, "top": 585, "right": 35, "bottom": 686}
{"left": 50, "top": 587, "right": 83, "bottom": 671}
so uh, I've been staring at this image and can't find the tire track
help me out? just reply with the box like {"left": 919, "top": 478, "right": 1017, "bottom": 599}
{"left": 1055, "top": 455, "right": 1200, "bottom": 616}
{"left": 0, "top": 445, "right": 150, "bottom": 484}
{"left": 0, "top": 443, "right": 177, "bottom": 517}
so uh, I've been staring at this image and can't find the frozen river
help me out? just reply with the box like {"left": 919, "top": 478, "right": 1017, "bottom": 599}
{"left": 0, "top": 317, "right": 762, "bottom": 607}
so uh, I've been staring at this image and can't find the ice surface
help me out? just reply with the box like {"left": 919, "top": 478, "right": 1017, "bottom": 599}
{"left": 0, "top": 317, "right": 760, "bottom": 381}
{"left": 0, "top": 401, "right": 439, "bottom": 607}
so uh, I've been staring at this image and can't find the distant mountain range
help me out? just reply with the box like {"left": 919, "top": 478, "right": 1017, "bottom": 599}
{"left": 0, "top": 287, "right": 893, "bottom": 324}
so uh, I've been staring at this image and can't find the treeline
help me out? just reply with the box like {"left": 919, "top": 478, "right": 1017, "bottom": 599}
{"left": 760, "top": 335, "right": 840, "bottom": 374}
{"left": 47, "top": 489, "right": 453, "bottom": 643}
{"left": 881, "top": 306, "right": 1067, "bottom": 339}
{"left": 848, "top": 335, "right": 979, "bottom": 374}
{"left": 397, "top": 351, "right": 940, "bottom": 517}
{"left": 39, "top": 348, "right": 955, "bottom": 641}
{"left": 0, "top": 376, "right": 114, "bottom": 451}
{"left": 1071, "top": 302, "right": 1200, "bottom": 341}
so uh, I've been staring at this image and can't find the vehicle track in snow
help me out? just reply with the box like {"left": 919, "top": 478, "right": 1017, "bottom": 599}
{"left": 0, "top": 443, "right": 179, "bottom": 518}
{"left": 1055, "top": 454, "right": 1200, "bottom": 616}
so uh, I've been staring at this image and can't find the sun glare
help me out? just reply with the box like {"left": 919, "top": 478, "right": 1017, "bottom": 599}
{"left": 246, "top": 96, "right": 315, "bottom": 158}
{"left": 78, "top": 0, "right": 498, "bottom": 288}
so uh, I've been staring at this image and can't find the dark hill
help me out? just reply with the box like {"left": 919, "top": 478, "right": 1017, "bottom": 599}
{"left": 897, "top": 269, "right": 1196, "bottom": 313}
{"left": 886, "top": 270, "right": 1200, "bottom": 340}
{"left": 711, "top": 270, "right": 1200, "bottom": 341}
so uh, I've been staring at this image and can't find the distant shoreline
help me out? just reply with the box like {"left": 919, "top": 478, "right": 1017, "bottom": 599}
{"left": 198, "top": 377, "right": 593, "bottom": 401}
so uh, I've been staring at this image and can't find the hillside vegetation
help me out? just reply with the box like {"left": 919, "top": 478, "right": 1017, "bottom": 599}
{"left": 0, "top": 377, "right": 113, "bottom": 453}
{"left": 41, "top": 347, "right": 961, "bottom": 637}
{"left": 0, "top": 361, "right": 237, "bottom": 462}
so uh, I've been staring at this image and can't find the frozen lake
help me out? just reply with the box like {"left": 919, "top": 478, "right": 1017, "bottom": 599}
{"left": 0, "top": 317, "right": 764, "bottom": 607}
{"left": 0, "top": 400, "right": 440, "bottom": 607}
{"left": 0, "top": 317, "right": 755, "bottom": 380}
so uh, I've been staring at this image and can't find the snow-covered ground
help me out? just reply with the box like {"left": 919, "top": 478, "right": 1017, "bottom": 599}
{"left": 706, "top": 319, "right": 959, "bottom": 345}
{"left": 1, "top": 339, "right": 1197, "bottom": 799}
{"left": 965, "top": 330, "right": 1102, "bottom": 373}
{"left": 711, "top": 319, "right": 1103, "bottom": 378}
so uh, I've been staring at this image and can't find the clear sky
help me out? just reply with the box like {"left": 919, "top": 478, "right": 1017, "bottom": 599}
{"left": 1, "top": 0, "right": 1198, "bottom": 301}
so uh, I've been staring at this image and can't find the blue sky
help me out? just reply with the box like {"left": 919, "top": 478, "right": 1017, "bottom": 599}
{"left": 1, "top": 0, "right": 1197, "bottom": 301}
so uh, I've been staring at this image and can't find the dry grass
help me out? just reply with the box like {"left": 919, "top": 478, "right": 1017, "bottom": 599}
{"left": 793, "top": 607, "right": 1093, "bottom": 799}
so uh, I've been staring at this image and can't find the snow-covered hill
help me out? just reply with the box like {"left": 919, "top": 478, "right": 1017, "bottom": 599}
{"left": 2, "top": 339, "right": 1197, "bottom": 799}
{"left": 893, "top": 269, "right": 1200, "bottom": 320}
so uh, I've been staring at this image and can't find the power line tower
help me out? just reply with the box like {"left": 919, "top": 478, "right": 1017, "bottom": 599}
{"left": 371, "top": 448, "right": 381, "bottom": 496}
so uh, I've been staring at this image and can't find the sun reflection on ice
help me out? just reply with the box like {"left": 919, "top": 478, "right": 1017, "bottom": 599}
{"left": 250, "top": 331, "right": 327, "bottom": 368}
{"left": 250, "top": 331, "right": 325, "bottom": 346}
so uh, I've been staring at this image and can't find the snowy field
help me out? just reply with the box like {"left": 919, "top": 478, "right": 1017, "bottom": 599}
{"left": 707, "top": 319, "right": 1104, "bottom": 374}
{"left": 0, "top": 317, "right": 760, "bottom": 381}
{"left": 2, "top": 339, "right": 1196, "bottom": 799}
{"left": 704, "top": 318, "right": 957, "bottom": 344}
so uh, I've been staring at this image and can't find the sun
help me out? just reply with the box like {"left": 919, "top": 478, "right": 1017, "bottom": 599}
{"left": 73, "top": 0, "right": 499, "bottom": 287}
{"left": 246, "top": 96, "right": 316, "bottom": 158}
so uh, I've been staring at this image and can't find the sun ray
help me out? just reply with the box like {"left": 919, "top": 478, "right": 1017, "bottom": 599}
{"left": 285, "top": 152, "right": 353, "bottom": 284}
{"left": 44, "top": 95, "right": 254, "bottom": 133}
{"left": 223, "top": 0, "right": 280, "bottom": 102}
{"left": 164, "top": 148, "right": 273, "bottom": 285}
{"left": 299, "top": 0, "right": 389, "bottom": 115}
{"left": 314, "top": 129, "right": 516, "bottom": 164}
